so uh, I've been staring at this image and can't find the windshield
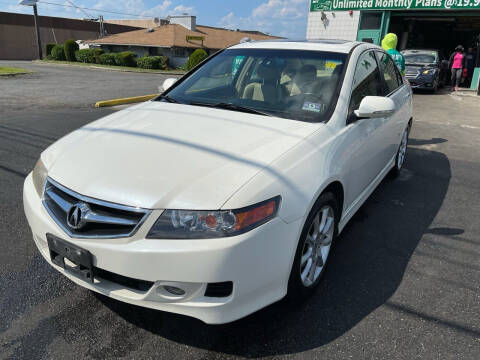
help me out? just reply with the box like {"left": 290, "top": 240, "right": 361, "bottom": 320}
{"left": 403, "top": 52, "right": 437, "bottom": 64}
{"left": 161, "top": 49, "right": 348, "bottom": 122}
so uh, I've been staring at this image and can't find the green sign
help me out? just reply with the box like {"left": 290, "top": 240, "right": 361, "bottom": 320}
{"left": 311, "top": 0, "right": 480, "bottom": 11}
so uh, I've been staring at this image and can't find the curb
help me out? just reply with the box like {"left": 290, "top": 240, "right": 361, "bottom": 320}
{"left": 0, "top": 72, "right": 30, "bottom": 77}
{"left": 95, "top": 94, "right": 159, "bottom": 108}
{"left": 33, "top": 60, "right": 186, "bottom": 75}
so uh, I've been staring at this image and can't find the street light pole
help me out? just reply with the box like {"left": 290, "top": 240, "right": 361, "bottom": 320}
{"left": 19, "top": 0, "right": 42, "bottom": 59}
{"left": 32, "top": 3, "right": 42, "bottom": 59}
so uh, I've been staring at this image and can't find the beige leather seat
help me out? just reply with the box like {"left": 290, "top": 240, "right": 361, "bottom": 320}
{"left": 243, "top": 63, "right": 282, "bottom": 103}
{"left": 289, "top": 64, "right": 317, "bottom": 96}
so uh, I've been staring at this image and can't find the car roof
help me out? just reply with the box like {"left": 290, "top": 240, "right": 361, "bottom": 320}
{"left": 229, "top": 39, "right": 364, "bottom": 54}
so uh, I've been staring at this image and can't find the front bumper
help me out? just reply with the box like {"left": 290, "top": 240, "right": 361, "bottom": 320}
{"left": 406, "top": 75, "right": 436, "bottom": 89}
{"left": 23, "top": 174, "right": 302, "bottom": 324}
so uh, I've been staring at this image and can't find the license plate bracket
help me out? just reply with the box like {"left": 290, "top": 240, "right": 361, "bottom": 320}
{"left": 47, "top": 233, "right": 94, "bottom": 283}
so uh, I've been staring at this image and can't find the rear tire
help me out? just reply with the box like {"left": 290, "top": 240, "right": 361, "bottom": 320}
{"left": 287, "top": 192, "right": 339, "bottom": 299}
{"left": 391, "top": 126, "right": 409, "bottom": 177}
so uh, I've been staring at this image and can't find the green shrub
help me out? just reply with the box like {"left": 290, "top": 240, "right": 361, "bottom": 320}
{"left": 99, "top": 53, "right": 116, "bottom": 66}
{"left": 64, "top": 39, "right": 79, "bottom": 61}
{"left": 113, "top": 53, "right": 122, "bottom": 66}
{"left": 115, "top": 51, "right": 137, "bottom": 67}
{"left": 186, "top": 49, "right": 208, "bottom": 70}
{"left": 51, "top": 44, "right": 65, "bottom": 61}
{"left": 92, "top": 48, "right": 104, "bottom": 64}
{"left": 136, "top": 56, "right": 169, "bottom": 69}
{"left": 158, "top": 55, "right": 168, "bottom": 69}
{"left": 136, "top": 56, "right": 155, "bottom": 69}
{"left": 111, "top": 51, "right": 138, "bottom": 67}
{"left": 75, "top": 49, "right": 93, "bottom": 63}
{"left": 74, "top": 48, "right": 104, "bottom": 63}
{"left": 46, "top": 43, "right": 56, "bottom": 57}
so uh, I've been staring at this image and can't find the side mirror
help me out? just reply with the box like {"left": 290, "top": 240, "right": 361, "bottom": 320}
{"left": 354, "top": 96, "right": 396, "bottom": 119}
{"left": 161, "top": 78, "right": 177, "bottom": 92}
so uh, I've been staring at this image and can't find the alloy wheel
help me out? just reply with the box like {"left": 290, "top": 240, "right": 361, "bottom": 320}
{"left": 300, "top": 205, "right": 335, "bottom": 287}
{"left": 397, "top": 129, "right": 408, "bottom": 170}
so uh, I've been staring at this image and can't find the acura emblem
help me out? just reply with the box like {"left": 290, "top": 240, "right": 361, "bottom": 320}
{"left": 67, "top": 202, "right": 90, "bottom": 230}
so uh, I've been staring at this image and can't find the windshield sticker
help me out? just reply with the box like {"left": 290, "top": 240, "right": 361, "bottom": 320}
{"left": 302, "top": 102, "right": 325, "bottom": 113}
{"left": 325, "top": 61, "right": 339, "bottom": 69}
{"left": 232, "top": 56, "right": 245, "bottom": 76}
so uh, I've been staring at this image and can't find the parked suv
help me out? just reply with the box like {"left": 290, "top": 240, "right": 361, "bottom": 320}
{"left": 402, "top": 49, "right": 448, "bottom": 92}
{"left": 24, "top": 40, "right": 413, "bottom": 324}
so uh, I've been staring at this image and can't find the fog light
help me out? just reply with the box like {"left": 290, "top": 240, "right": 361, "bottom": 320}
{"left": 163, "top": 285, "right": 185, "bottom": 296}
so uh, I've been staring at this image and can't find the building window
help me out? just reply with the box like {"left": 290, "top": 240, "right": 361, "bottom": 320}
{"left": 173, "top": 48, "right": 188, "bottom": 57}
{"left": 359, "top": 12, "right": 382, "bottom": 30}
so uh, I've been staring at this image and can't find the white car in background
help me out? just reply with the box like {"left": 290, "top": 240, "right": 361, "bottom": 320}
{"left": 24, "top": 40, "right": 412, "bottom": 324}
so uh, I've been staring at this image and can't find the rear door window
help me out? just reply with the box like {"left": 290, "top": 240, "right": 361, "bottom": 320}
{"left": 376, "top": 51, "right": 402, "bottom": 95}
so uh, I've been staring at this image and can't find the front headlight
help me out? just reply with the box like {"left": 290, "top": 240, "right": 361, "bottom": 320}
{"left": 32, "top": 158, "right": 48, "bottom": 196}
{"left": 422, "top": 69, "right": 436, "bottom": 75}
{"left": 146, "top": 196, "right": 281, "bottom": 239}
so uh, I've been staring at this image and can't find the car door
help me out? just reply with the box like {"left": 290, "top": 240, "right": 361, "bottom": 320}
{"left": 375, "top": 50, "right": 410, "bottom": 161}
{"left": 342, "top": 50, "right": 393, "bottom": 208}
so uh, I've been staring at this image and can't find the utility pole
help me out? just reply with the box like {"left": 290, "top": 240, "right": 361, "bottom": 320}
{"left": 33, "top": 3, "right": 42, "bottom": 59}
{"left": 19, "top": 0, "right": 42, "bottom": 59}
{"left": 99, "top": 15, "right": 105, "bottom": 38}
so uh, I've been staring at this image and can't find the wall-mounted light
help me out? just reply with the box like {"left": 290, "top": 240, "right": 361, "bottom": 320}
{"left": 321, "top": 11, "right": 327, "bottom": 22}
{"left": 349, "top": 10, "right": 353, "bottom": 17}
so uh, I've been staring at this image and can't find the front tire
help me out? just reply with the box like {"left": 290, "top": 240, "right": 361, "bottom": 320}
{"left": 287, "top": 192, "right": 339, "bottom": 298}
{"left": 432, "top": 79, "right": 439, "bottom": 93}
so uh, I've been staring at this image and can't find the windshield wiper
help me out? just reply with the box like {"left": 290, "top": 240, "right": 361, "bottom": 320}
{"left": 189, "top": 101, "right": 272, "bottom": 117}
{"left": 157, "top": 94, "right": 179, "bottom": 103}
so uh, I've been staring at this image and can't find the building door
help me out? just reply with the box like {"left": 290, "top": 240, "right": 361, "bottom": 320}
{"left": 357, "top": 11, "right": 390, "bottom": 45}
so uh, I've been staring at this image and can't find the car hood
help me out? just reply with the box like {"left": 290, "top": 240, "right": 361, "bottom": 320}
{"left": 45, "top": 101, "right": 319, "bottom": 210}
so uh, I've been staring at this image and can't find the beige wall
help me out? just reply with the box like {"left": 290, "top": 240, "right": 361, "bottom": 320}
{"left": 0, "top": 24, "right": 100, "bottom": 60}
{"left": 0, "top": 12, "right": 140, "bottom": 60}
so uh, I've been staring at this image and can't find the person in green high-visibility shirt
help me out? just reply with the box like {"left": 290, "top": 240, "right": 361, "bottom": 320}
{"left": 381, "top": 33, "right": 405, "bottom": 76}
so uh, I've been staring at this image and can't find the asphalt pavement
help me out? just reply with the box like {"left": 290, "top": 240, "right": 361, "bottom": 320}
{"left": 0, "top": 60, "right": 176, "bottom": 111}
{"left": 0, "top": 63, "right": 479, "bottom": 359}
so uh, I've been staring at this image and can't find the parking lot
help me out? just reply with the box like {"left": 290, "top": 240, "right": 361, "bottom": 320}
{"left": 1, "top": 62, "right": 479, "bottom": 359}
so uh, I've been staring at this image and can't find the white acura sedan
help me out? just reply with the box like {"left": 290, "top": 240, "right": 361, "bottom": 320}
{"left": 24, "top": 40, "right": 412, "bottom": 324}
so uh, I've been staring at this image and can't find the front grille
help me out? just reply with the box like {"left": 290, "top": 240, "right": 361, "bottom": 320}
{"left": 405, "top": 69, "right": 419, "bottom": 79}
{"left": 94, "top": 267, "right": 154, "bottom": 292}
{"left": 205, "top": 281, "right": 233, "bottom": 297}
{"left": 43, "top": 178, "right": 150, "bottom": 238}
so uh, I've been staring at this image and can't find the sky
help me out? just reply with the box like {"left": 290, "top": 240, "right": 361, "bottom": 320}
{"left": 1, "top": 0, "right": 311, "bottom": 38}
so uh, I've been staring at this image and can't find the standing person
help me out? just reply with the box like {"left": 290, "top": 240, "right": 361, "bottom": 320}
{"left": 465, "top": 48, "right": 475, "bottom": 87}
{"left": 381, "top": 33, "right": 405, "bottom": 76}
{"left": 449, "top": 45, "right": 465, "bottom": 91}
